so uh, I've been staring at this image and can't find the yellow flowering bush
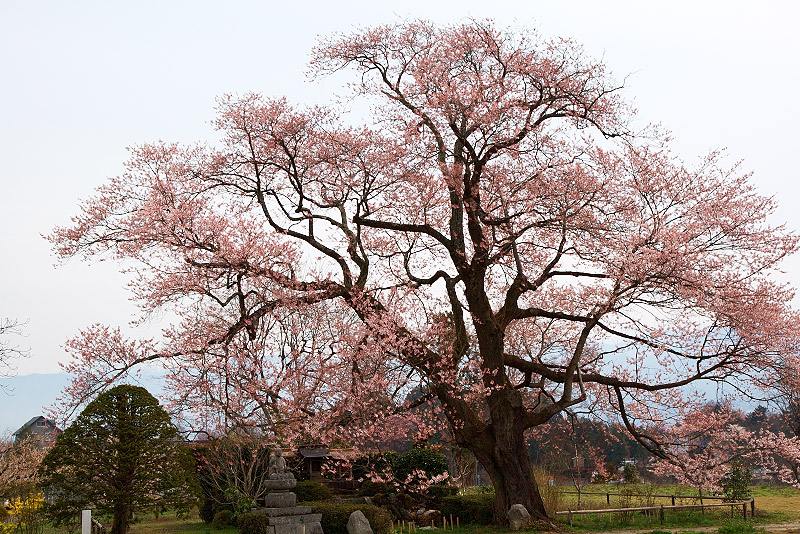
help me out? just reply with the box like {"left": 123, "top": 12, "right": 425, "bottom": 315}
{"left": 1, "top": 493, "right": 44, "bottom": 534}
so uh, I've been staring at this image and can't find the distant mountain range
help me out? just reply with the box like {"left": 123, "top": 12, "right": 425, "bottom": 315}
{"left": 0, "top": 372, "right": 165, "bottom": 435}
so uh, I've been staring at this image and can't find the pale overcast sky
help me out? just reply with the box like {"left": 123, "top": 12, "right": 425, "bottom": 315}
{"left": 1, "top": 0, "right": 799, "bottom": 382}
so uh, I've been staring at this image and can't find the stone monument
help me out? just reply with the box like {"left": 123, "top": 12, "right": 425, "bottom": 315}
{"left": 251, "top": 446, "right": 324, "bottom": 534}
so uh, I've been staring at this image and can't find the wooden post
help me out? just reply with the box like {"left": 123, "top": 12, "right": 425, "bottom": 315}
{"left": 457, "top": 516, "right": 460, "bottom": 528}
{"left": 568, "top": 509, "right": 573, "bottom": 527}
{"left": 751, "top": 499, "right": 755, "bottom": 518}
{"left": 606, "top": 492, "right": 610, "bottom": 504}
{"left": 450, "top": 514, "right": 453, "bottom": 530}
{"left": 671, "top": 495, "right": 675, "bottom": 506}
{"left": 743, "top": 502, "right": 747, "bottom": 520}
{"left": 730, "top": 504, "right": 734, "bottom": 518}
{"left": 391, "top": 520, "right": 394, "bottom": 532}
{"left": 659, "top": 505, "right": 664, "bottom": 525}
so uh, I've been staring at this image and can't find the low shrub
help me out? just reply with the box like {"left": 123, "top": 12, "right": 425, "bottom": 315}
{"left": 199, "top": 497, "right": 217, "bottom": 523}
{"left": 295, "top": 481, "right": 334, "bottom": 502}
{"left": 238, "top": 513, "right": 270, "bottom": 534}
{"left": 371, "top": 491, "right": 413, "bottom": 508}
{"left": 3, "top": 493, "right": 46, "bottom": 534}
{"left": 440, "top": 493, "right": 494, "bottom": 525}
{"left": 359, "top": 480, "right": 394, "bottom": 497}
{"left": 212, "top": 509, "right": 233, "bottom": 529}
{"left": 424, "top": 484, "right": 459, "bottom": 507}
{"left": 394, "top": 448, "right": 448, "bottom": 484}
{"left": 307, "top": 501, "right": 392, "bottom": 534}
{"left": 370, "top": 492, "right": 414, "bottom": 519}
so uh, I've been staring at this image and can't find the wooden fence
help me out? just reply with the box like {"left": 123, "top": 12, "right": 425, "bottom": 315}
{"left": 559, "top": 489, "right": 735, "bottom": 506}
{"left": 90, "top": 518, "right": 106, "bottom": 534}
{"left": 556, "top": 497, "right": 756, "bottom": 526}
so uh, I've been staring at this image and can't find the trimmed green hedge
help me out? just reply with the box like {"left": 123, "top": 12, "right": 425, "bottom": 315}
{"left": 212, "top": 509, "right": 233, "bottom": 529}
{"left": 238, "top": 513, "right": 270, "bottom": 534}
{"left": 295, "top": 480, "right": 334, "bottom": 502}
{"left": 440, "top": 493, "right": 494, "bottom": 525}
{"left": 307, "top": 501, "right": 392, "bottom": 534}
{"left": 424, "top": 484, "right": 459, "bottom": 507}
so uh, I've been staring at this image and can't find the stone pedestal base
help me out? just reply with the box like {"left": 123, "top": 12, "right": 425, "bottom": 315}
{"left": 251, "top": 507, "right": 323, "bottom": 534}
{"left": 264, "top": 492, "right": 297, "bottom": 508}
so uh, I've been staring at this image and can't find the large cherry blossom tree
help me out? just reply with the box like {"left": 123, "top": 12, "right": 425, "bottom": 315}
{"left": 50, "top": 21, "right": 800, "bottom": 520}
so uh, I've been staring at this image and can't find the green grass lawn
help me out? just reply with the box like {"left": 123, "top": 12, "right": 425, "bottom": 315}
{"left": 29, "top": 486, "right": 800, "bottom": 534}
{"left": 127, "top": 516, "right": 238, "bottom": 534}
{"left": 39, "top": 513, "right": 238, "bottom": 534}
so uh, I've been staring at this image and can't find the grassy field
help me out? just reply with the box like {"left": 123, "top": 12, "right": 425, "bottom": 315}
{"left": 127, "top": 516, "right": 238, "bottom": 533}
{"left": 38, "top": 514, "right": 238, "bottom": 534}
{"left": 27, "top": 485, "right": 800, "bottom": 533}
{"left": 555, "top": 484, "right": 800, "bottom": 521}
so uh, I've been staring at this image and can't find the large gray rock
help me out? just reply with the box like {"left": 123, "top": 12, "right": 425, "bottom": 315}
{"left": 347, "top": 510, "right": 373, "bottom": 534}
{"left": 507, "top": 504, "right": 531, "bottom": 531}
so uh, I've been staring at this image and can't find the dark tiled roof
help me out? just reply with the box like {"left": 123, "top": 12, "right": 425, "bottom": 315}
{"left": 298, "top": 446, "right": 330, "bottom": 458}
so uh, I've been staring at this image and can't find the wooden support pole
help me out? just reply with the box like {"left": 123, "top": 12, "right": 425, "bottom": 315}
{"left": 606, "top": 492, "right": 610, "bottom": 504}
{"left": 751, "top": 499, "right": 755, "bottom": 517}
{"left": 450, "top": 514, "right": 453, "bottom": 530}
{"left": 659, "top": 505, "right": 664, "bottom": 525}
{"left": 671, "top": 495, "right": 675, "bottom": 506}
{"left": 743, "top": 503, "right": 747, "bottom": 520}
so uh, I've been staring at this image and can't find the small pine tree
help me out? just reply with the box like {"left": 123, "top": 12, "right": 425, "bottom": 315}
{"left": 622, "top": 464, "right": 639, "bottom": 484}
{"left": 721, "top": 459, "right": 752, "bottom": 502}
{"left": 38, "top": 385, "right": 199, "bottom": 534}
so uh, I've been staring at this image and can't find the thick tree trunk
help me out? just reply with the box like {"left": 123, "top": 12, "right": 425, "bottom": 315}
{"left": 111, "top": 495, "right": 132, "bottom": 534}
{"left": 454, "top": 275, "right": 554, "bottom": 523}
{"left": 473, "top": 441, "right": 548, "bottom": 522}
{"left": 462, "top": 398, "right": 550, "bottom": 523}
